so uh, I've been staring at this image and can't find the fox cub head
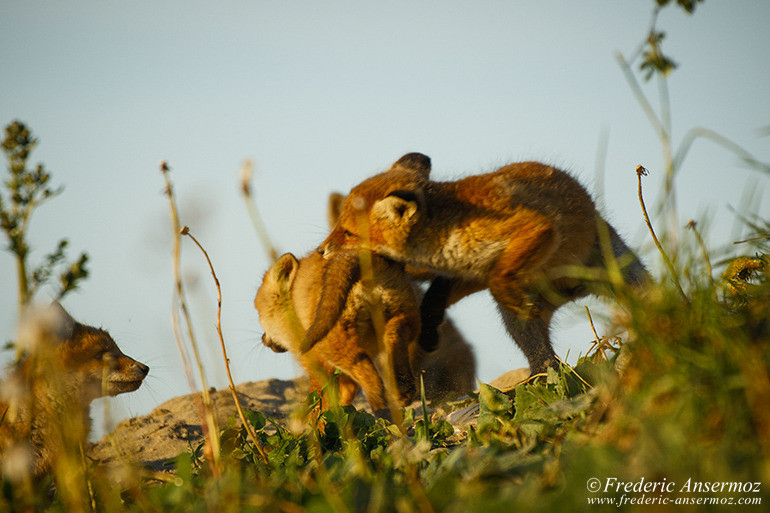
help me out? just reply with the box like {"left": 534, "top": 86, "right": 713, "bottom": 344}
{"left": 320, "top": 152, "right": 431, "bottom": 258}
{"left": 1, "top": 303, "right": 149, "bottom": 480}
{"left": 33, "top": 302, "right": 150, "bottom": 401}
{"left": 255, "top": 251, "right": 362, "bottom": 354}
{"left": 254, "top": 253, "right": 301, "bottom": 354}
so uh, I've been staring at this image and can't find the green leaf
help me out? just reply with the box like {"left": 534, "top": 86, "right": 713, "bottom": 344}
{"left": 478, "top": 382, "right": 513, "bottom": 416}
{"left": 246, "top": 410, "right": 267, "bottom": 431}
{"left": 478, "top": 382, "right": 514, "bottom": 433}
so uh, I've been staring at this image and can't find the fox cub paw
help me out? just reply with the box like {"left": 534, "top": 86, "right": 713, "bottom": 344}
{"left": 418, "top": 325, "right": 441, "bottom": 352}
{"left": 396, "top": 378, "right": 417, "bottom": 406}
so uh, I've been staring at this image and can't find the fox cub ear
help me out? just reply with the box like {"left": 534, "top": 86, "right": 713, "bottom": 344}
{"left": 373, "top": 190, "right": 422, "bottom": 226}
{"left": 391, "top": 152, "right": 431, "bottom": 178}
{"left": 50, "top": 301, "right": 77, "bottom": 342}
{"left": 271, "top": 253, "right": 299, "bottom": 291}
{"left": 327, "top": 192, "right": 345, "bottom": 229}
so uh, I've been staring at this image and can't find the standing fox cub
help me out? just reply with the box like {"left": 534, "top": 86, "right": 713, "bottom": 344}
{"left": 255, "top": 250, "right": 420, "bottom": 416}
{"left": 319, "top": 153, "right": 649, "bottom": 375}
{"left": 0, "top": 302, "right": 149, "bottom": 479}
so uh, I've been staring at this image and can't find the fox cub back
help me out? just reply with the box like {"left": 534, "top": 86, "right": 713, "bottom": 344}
{"left": 0, "top": 302, "right": 149, "bottom": 479}
{"left": 255, "top": 250, "right": 423, "bottom": 416}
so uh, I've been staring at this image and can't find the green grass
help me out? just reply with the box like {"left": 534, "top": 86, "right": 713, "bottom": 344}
{"left": 3, "top": 247, "right": 768, "bottom": 511}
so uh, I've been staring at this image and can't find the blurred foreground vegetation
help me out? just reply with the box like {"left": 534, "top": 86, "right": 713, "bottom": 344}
{"left": 3, "top": 0, "right": 769, "bottom": 510}
{"left": 3, "top": 222, "right": 768, "bottom": 511}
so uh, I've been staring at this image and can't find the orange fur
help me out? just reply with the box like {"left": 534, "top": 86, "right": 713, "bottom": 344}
{"left": 320, "top": 153, "right": 649, "bottom": 374}
{"left": 255, "top": 251, "right": 420, "bottom": 416}
{"left": 326, "top": 192, "right": 476, "bottom": 398}
{"left": 0, "top": 303, "right": 149, "bottom": 479}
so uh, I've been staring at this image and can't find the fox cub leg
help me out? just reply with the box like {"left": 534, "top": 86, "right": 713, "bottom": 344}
{"left": 302, "top": 352, "right": 388, "bottom": 412}
{"left": 419, "top": 215, "right": 559, "bottom": 374}
{"left": 342, "top": 355, "right": 388, "bottom": 412}
{"left": 419, "top": 277, "right": 484, "bottom": 351}
{"left": 336, "top": 374, "right": 360, "bottom": 405}
{"left": 498, "top": 303, "right": 557, "bottom": 375}
{"left": 382, "top": 313, "right": 419, "bottom": 406}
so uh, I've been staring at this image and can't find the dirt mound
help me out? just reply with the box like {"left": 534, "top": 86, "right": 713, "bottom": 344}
{"left": 89, "top": 378, "right": 309, "bottom": 471}
{"left": 89, "top": 370, "right": 530, "bottom": 471}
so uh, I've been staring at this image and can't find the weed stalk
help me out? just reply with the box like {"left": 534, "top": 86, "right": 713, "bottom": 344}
{"left": 240, "top": 160, "right": 279, "bottom": 262}
{"left": 160, "top": 161, "right": 221, "bottom": 478}
{"left": 352, "top": 196, "right": 404, "bottom": 427}
{"left": 181, "top": 226, "right": 269, "bottom": 463}
{"left": 636, "top": 165, "right": 688, "bottom": 303}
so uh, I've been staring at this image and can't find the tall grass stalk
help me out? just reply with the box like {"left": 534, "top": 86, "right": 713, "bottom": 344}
{"left": 352, "top": 196, "right": 404, "bottom": 427}
{"left": 239, "top": 160, "right": 279, "bottom": 263}
{"left": 160, "top": 161, "right": 221, "bottom": 477}
{"left": 636, "top": 164, "right": 688, "bottom": 303}
{"left": 181, "top": 226, "right": 268, "bottom": 463}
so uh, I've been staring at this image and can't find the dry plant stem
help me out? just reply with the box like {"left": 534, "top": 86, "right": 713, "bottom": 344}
{"left": 15, "top": 253, "right": 30, "bottom": 311}
{"left": 160, "top": 162, "right": 221, "bottom": 476}
{"left": 636, "top": 165, "right": 688, "bottom": 304}
{"left": 182, "top": 227, "right": 269, "bottom": 463}
{"left": 80, "top": 444, "right": 97, "bottom": 513}
{"left": 556, "top": 355, "right": 593, "bottom": 390}
{"left": 597, "top": 219, "right": 624, "bottom": 289}
{"left": 674, "top": 126, "right": 770, "bottom": 175}
{"left": 285, "top": 291, "right": 310, "bottom": 354}
{"left": 408, "top": 470, "right": 437, "bottom": 513}
{"left": 617, "top": 52, "right": 679, "bottom": 241}
{"left": 240, "top": 160, "right": 279, "bottom": 263}
{"left": 584, "top": 306, "right": 602, "bottom": 353}
{"left": 353, "top": 200, "right": 404, "bottom": 427}
{"left": 582, "top": 308, "right": 619, "bottom": 366}
{"left": 686, "top": 220, "right": 717, "bottom": 302}
{"left": 616, "top": 55, "right": 669, "bottom": 167}
{"left": 626, "top": 6, "right": 661, "bottom": 64}
{"left": 734, "top": 235, "right": 770, "bottom": 245}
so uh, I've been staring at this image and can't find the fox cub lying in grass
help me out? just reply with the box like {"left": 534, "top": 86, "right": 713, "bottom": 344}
{"left": 320, "top": 153, "right": 649, "bottom": 375}
{"left": 0, "top": 302, "right": 149, "bottom": 479}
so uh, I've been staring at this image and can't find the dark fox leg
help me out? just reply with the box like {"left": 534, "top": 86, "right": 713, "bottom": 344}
{"left": 419, "top": 277, "right": 453, "bottom": 352}
{"left": 487, "top": 218, "right": 560, "bottom": 374}
{"left": 419, "top": 277, "right": 485, "bottom": 352}
{"left": 498, "top": 303, "right": 557, "bottom": 375}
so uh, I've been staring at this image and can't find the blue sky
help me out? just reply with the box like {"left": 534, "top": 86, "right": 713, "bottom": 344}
{"left": 1, "top": 1, "right": 768, "bottom": 436}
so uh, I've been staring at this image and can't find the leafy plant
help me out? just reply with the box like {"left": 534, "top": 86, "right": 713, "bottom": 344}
{"left": 1, "top": 120, "right": 89, "bottom": 312}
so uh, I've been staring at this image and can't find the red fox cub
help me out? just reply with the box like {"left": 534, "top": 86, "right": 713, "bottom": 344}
{"left": 0, "top": 302, "right": 149, "bottom": 479}
{"left": 327, "top": 192, "right": 476, "bottom": 398}
{"left": 320, "top": 153, "right": 650, "bottom": 375}
{"left": 255, "top": 249, "right": 422, "bottom": 417}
